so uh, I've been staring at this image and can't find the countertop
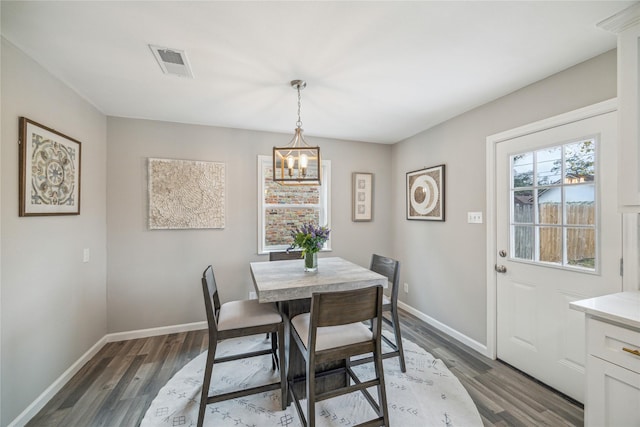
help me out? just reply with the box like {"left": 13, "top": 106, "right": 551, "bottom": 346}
{"left": 570, "top": 291, "right": 640, "bottom": 330}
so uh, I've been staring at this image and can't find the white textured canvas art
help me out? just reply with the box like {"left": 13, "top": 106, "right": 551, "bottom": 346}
{"left": 148, "top": 158, "right": 225, "bottom": 229}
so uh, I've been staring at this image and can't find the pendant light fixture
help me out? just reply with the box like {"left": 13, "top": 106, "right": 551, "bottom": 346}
{"left": 272, "top": 80, "right": 321, "bottom": 185}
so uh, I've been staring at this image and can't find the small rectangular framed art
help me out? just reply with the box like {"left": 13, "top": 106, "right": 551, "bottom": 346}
{"left": 352, "top": 172, "right": 373, "bottom": 222}
{"left": 19, "top": 117, "right": 82, "bottom": 216}
{"left": 406, "top": 164, "right": 445, "bottom": 221}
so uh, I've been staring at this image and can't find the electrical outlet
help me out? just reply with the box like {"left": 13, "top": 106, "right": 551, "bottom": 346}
{"left": 403, "top": 282, "right": 409, "bottom": 293}
{"left": 249, "top": 291, "right": 257, "bottom": 300}
{"left": 467, "top": 212, "right": 483, "bottom": 224}
{"left": 83, "top": 248, "right": 90, "bottom": 263}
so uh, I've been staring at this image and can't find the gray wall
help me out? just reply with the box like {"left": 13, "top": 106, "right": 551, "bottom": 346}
{"left": 1, "top": 38, "right": 108, "bottom": 425}
{"left": 106, "top": 118, "right": 393, "bottom": 333}
{"left": 391, "top": 49, "right": 617, "bottom": 345}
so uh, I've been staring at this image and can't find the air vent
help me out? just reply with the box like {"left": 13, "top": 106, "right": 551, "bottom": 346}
{"left": 149, "top": 45, "right": 194, "bottom": 78}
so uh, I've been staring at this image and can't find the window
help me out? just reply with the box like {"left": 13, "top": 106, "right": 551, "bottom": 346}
{"left": 257, "top": 155, "right": 331, "bottom": 254}
{"left": 510, "top": 138, "right": 596, "bottom": 271}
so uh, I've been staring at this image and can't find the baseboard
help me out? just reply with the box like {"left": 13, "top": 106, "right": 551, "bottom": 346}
{"left": 105, "top": 321, "right": 207, "bottom": 343}
{"left": 397, "top": 300, "right": 491, "bottom": 358}
{"left": 9, "top": 321, "right": 208, "bottom": 427}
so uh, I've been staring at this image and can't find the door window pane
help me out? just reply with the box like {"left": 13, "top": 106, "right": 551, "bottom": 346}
{"left": 512, "top": 153, "right": 534, "bottom": 188}
{"left": 536, "top": 146, "right": 562, "bottom": 185}
{"left": 539, "top": 226, "right": 562, "bottom": 264}
{"left": 565, "top": 184, "right": 595, "bottom": 225}
{"left": 537, "top": 188, "right": 561, "bottom": 225}
{"left": 567, "top": 227, "right": 595, "bottom": 269}
{"left": 513, "top": 190, "right": 534, "bottom": 224}
{"left": 513, "top": 225, "right": 534, "bottom": 261}
{"left": 564, "top": 140, "right": 595, "bottom": 183}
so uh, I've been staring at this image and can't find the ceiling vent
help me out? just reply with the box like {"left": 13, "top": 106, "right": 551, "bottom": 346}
{"left": 149, "top": 45, "right": 194, "bottom": 78}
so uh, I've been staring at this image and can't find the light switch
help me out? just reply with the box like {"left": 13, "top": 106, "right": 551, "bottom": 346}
{"left": 467, "top": 212, "right": 483, "bottom": 224}
{"left": 83, "top": 248, "right": 90, "bottom": 263}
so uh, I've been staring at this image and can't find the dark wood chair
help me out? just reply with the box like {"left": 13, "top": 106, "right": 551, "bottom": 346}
{"left": 352, "top": 254, "right": 407, "bottom": 373}
{"left": 371, "top": 254, "right": 406, "bottom": 372}
{"left": 288, "top": 285, "right": 389, "bottom": 427}
{"left": 269, "top": 250, "right": 303, "bottom": 261}
{"left": 198, "top": 265, "right": 286, "bottom": 427}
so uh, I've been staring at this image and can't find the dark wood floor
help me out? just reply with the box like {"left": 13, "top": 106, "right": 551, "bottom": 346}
{"left": 26, "top": 310, "right": 583, "bottom": 426}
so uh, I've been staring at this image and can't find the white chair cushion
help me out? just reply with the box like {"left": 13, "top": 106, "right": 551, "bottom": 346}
{"left": 291, "top": 313, "right": 373, "bottom": 351}
{"left": 382, "top": 294, "right": 391, "bottom": 305}
{"left": 217, "top": 299, "right": 282, "bottom": 331}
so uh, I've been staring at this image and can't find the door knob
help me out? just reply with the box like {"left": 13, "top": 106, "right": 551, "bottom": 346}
{"left": 495, "top": 264, "right": 507, "bottom": 273}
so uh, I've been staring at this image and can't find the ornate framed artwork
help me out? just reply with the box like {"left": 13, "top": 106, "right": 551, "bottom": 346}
{"left": 148, "top": 158, "right": 225, "bottom": 229}
{"left": 19, "top": 117, "right": 82, "bottom": 216}
{"left": 352, "top": 172, "right": 373, "bottom": 222}
{"left": 406, "top": 164, "right": 445, "bottom": 221}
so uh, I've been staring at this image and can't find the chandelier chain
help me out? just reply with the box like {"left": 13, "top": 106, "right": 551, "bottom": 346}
{"left": 296, "top": 85, "right": 302, "bottom": 129}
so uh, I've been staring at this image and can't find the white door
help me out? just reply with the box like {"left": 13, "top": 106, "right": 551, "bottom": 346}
{"left": 495, "top": 110, "right": 622, "bottom": 403}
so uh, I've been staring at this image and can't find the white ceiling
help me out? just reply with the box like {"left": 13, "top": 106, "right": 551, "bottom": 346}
{"left": 1, "top": 1, "right": 634, "bottom": 144}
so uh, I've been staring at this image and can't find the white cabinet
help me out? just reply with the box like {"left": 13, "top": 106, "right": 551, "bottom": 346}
{"left": 585, "top": 317, "right": 640, "bottom": 427}
{"left": 570, "top": 292, "right": 640, "bottom": 426}
{"left": 599, "top": 4, "right": 640, "bottom": 210}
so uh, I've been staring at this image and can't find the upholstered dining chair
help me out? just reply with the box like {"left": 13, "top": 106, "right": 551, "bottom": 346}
{"left": 288, "top": 285, "right": 389, "bottom": 427}
{"left": 198, "top": 265, "right": 286, "bottom": 427}
{"left": 370, "top": 254, "right": 406, "bottom": 372}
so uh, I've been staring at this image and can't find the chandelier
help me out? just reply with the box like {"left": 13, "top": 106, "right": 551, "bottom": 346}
{"left": 272, "top": 80, "right": 321, "bottom": 185}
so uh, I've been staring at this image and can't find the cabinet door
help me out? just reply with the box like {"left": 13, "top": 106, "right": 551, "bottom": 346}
{"left": 617, "top": 24, "right": 640, "bottom": 209}
{"left": 586, "top": 355, "right": 640, "bottom": 427}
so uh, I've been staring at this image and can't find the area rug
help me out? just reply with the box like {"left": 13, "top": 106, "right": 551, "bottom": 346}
{"left": 140, "top": 334, "right": 482, "bottom": 427}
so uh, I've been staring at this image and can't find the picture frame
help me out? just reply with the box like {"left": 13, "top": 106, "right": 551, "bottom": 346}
{"left": 19, "top": 117, "right": 82, "bottom": 216}
{"left": 352, "top": 172, "right": 373, "bottom": 222}
{"left": 406, "top": 164, "right": 445, "bottom": 221}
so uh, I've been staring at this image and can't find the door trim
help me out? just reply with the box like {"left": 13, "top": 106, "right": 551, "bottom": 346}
{"left": 485, "top": 98, "right": 619, "bottom": 359}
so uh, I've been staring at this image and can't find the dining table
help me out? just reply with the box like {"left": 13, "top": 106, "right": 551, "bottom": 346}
{"left": 249, "top": 256, "right": 388, "bottom": 403}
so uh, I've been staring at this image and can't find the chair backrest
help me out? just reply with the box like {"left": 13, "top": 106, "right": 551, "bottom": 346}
{"left": 201, "top": 265, "right": 222, "bottom": 334}
{"left": 311, "top": 285, "right": 383, "bottom": 328}
{"left": 269, "top": 250, "right": 303, "bottom": 261}
{"left": 370, "top": 254, "right": 400, "bottom": 304}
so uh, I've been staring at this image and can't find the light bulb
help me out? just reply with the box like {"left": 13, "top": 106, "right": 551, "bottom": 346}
{"left": 287, "top": 155, "right": 294, "bottom": 177}
{"left": 299, "top": 154, "right": 308, "bottom": 168}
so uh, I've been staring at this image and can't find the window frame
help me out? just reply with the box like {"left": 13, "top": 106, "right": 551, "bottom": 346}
{"left": 257, "top": 155, "right": 332, "bottom": 255}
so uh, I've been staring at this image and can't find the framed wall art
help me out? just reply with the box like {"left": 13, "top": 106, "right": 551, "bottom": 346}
{"left": 406, "top": 164, "right": 445, "bottom": 221}
{"left": 148, "top": 158, "right": 225, "bottom": 230}
{"left": 19, "top": 117, "right": 82, "bottom": 216}
{"left": 352, "top": 172, "right": 373, "bottom": 222}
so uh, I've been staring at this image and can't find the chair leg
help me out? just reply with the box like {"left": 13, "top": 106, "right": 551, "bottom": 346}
{"left": 198, "top": 341, "right": 217, "bottom": 427}
{"left": 278, "top": 325, "right": 287, "bottom": 410}
{"left": 391, "top": 308, "right": 406, "bottom": 372}
{"left": 373, "top": 345, "right": 390, "bottom": 426}
{"left": 270, "top": 331, "right": 278, "bottom": 371}
{"left": 306, "top": 358, "right": 316, "bottom": 427}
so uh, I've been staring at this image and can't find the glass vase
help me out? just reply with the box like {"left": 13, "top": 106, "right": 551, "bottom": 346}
{"left": 304, "top": 252, "right": 318, "bottom": 272}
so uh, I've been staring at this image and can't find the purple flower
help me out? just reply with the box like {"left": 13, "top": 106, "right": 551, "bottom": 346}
{"left": 290, "top": 222, "right": 331, "bottom": 256}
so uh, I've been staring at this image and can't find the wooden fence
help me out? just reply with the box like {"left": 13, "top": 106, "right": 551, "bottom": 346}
{"left": 514, "top": 203, "right": 594, "bottom": 266}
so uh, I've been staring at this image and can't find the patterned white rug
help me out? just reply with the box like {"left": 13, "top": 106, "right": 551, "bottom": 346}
{"left": 141, "top": 334, "right": 482, "bottom": 427}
